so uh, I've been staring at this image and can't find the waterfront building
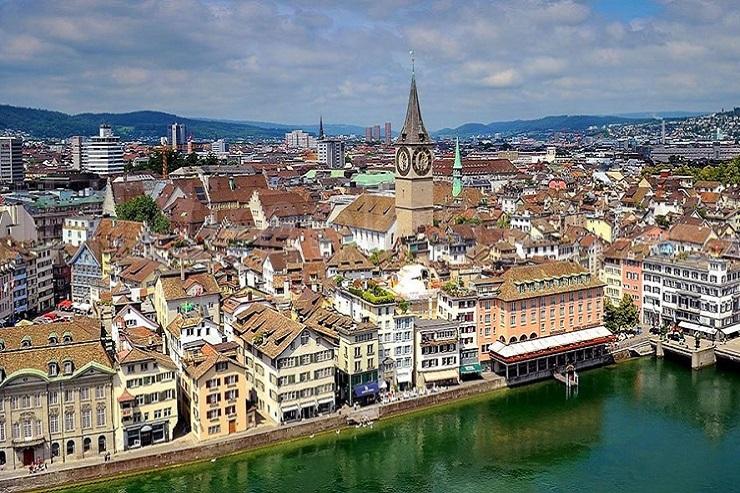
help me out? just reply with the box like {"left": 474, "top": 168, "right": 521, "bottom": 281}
{"left": 437, "top": 283, "right": 482, "bottom": 377}
{"left": 472, "top": 277, "right": 499, "bottom": 370}
{"left": 601, "top": 239, "right": 650, "bottom": 316}
{"left": 394, "top": 71, "right": 434, "bottom": 238}
{"left": 113, "top": 348, "right": 178, "bottom": 451}
{"left": 234, "top": 304, "right": 336, "bottom": 423}
{"left": 63, "top": 216, "right": 99, "bottom": 247}
{"left": 0, "top": 136, "right": 24, "bottom": 185}
{"left": 414, "top": 318, "right": 460, "bottom": 388}
{"left": 642, "top": 254, "right": 740, "bottom": 338}
{"left": 181, "top": 342, "right": 248, "bottom": 440}
{"left": 84, "top": 125, "right": 124, "bottom": 176}
{"left": 153, "top": 270, "right": 221, "bottom": 329}
{"left": 304, "top": 308, "right": 379, "bottom": 405}
{"left": 332, "top": 284, "right": 412, "bottom": 387}
{"left": 0, "top": 318, "right": 115, "bottom": 469}
{"left": 487, "top": 262, "right": 605, "bottom": 344}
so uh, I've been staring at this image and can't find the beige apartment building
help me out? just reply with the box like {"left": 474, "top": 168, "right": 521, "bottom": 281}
{"left": 153, "top": 270, "right": 221, "bottom": 329}
{"left": 234, "top": 304, "right": 336, "bottom": 424}
{"left": 181, "top": 342, "right": 248, "bottom": 440}
{"left": 113, "top": 347, "right": 178, "bottom": 451}
{"left": 0, "top": 317, "right": 115, "bottom": 469}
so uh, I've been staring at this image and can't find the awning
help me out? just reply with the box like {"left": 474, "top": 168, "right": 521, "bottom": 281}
{"left": 140, "top": 425, "right": 153, "bottom": 433}
{"left": 423, "top": 368, "right": 459, "bottom": 383}
{"left": 720, "top": 324, "right": 740, "bottom": 336}
{"left": 317, "top": 397, "right": 334, "bottom": 405}
{"left": 678, "top": 321, "right": 717, "bottom": 335}
{"left": 353, "top": 381, "right": 380, "bottom": 397}
{"left": 281, "top": 404, "right": 299, "bottom": 412}
{"left": 396, "top": 370, "right": 413, "bottom": 383}
{"left": 460, "top": 363, "right": 483, "bottom": 374}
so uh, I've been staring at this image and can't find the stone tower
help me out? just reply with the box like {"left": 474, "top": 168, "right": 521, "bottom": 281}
{"left": 395, "top": 72, "right": 434, "bottom": 237}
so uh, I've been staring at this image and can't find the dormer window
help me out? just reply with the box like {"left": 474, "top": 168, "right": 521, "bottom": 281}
{"left": 62, "top": 332, "right": 73, "bottom": 344}
{"left": 48, "top": 362, "right": 59, "bottom": 377}
{"left": 48, "top": 333, "right": 59, "bottom": 345}
{"left": 63, "top": 360, "right": 74, "bottom": 375}
{"left": 0, "top": 340, "right": 4, "bottom": 351}
{"left": 20, "top": 336, "right": 32, "bottom": 348}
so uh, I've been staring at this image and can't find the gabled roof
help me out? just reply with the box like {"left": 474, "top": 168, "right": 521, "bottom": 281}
{"left": 333, "top": 194, "right": 396, "bottom": 233}
{"left": 233, "top": 304, "right": 304, "bottom": 359}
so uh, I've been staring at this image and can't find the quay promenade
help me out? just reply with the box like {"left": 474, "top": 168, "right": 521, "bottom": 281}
{"left": 652, "top": 336, "right": 740, "bottom": 369}
{"left": 0, "top": 375, "right": 507, "bottom": 493}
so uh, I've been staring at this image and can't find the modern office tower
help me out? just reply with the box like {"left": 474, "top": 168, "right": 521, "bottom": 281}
{"left": 384, "top": 122, "right": 392, "bottom": 144}
{"left": 169, "top": 122, "right": 188, "bottom": 151}
{"left": 317, "top": 139, "right": 345, "bottom": 169}
{"left": 372, "top": 125, "right": 381, "bottom": 141}
{"left": 0, "top": 136, "right": 24, "bottom": 185}
{"left": 70, "top": 136, "right": 85, "bottom": 170}
{"left": 83, "top": 124, "right": 125, "bottom": 176}
{"left": 365, "top": 127, "right": 373, "bottom": 142}
{"left": 284, "top": 130, "right": 316, "bottom": 149}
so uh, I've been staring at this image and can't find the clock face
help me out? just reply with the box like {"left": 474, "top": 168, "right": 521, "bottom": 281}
{"left": 397, "top": 147, "right": 411, "bottom": 176}
{"left": 413, "top": 148, "right": 432, "bottom": 176}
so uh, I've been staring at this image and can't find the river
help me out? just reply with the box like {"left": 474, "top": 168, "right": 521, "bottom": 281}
{"left": 65, "top": 358, "right": 740, "bottom": 493}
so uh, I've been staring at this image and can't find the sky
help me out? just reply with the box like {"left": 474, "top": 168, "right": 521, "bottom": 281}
{"left": 1, "top": 0, "right": 740, "bottom": 130}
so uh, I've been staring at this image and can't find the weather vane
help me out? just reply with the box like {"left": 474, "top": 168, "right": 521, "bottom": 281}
{"left": 410, "top": 49, "right": 415, "bottom": 75}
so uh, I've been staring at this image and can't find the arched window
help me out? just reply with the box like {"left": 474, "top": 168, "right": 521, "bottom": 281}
{"left": 66, "top": 440, "right": 75, "bottom": 455}
{"left": 48, "top": 362, "right": 59, "bottom": 377}
{"left": 48, "top": 333, "right": 58, "bottom": 345}
{"left": 520, "top": 334, "right": 528, "bottom": 341}
{"left": 83, "top": 437, "right": 91, "bottom": 452}
{"left": 0, "top": 451, "right": 5, "bottom": 465}
{"left": 498, "top": 336, "right": 505, "bottom": 343}
{"left": 509, "top": 336, "right": 518, "bottom": 344}
{"left": 63, "top": 360, "right": 74, "bottom": 375}
{"left": 530, "top": 333, "right": 538, "bottom": 340}
{"left": 20, "top": 336, "right": 32, "bottom": 348}
{"left": 62, "top": 332, "right": 73, "bottom": 344}
{"left": 98, "top": 436, "right": 107, "bottom": 453}
{"left": 0, "top": 339, "right": 5, "bottom": 351}
{"left": 51, "top": 443, "right": 60, "bottom": 458}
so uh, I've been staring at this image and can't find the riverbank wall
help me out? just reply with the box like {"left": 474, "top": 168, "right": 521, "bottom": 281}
{"left": 3, "top": 378, "right": 507, "bottom": 493}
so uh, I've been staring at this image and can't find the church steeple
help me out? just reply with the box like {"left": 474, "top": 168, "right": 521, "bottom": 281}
{"left": 319, "top": 115, "right": 325, "bottom": 140}
{"left": 452, "top": 138, "right": 463, "bottom": 198}
{"left": 397, "top": 73, "right": 431, "bottom": 145}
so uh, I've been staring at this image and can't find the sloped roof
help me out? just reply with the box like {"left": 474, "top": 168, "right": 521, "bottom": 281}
{"left": 333, "top": 194, "right": 396, "bottom": 233}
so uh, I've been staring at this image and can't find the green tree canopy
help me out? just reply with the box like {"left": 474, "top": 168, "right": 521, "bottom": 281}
{"left": 604, "top": 294, "right": 640, "bottom": 333}
{"left": 116, "top": 195, "right": 171, "bottom": 234}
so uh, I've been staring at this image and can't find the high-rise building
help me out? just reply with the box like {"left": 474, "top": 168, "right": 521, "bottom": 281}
{"left": 211, "top": 139, "right": 229, "bottom": 154}
{"left": 0, "top": 137, "right": 24, "bottom": 185}
{"left": 365, "top": 127, "right": 373, "bottom": 142}
{"left": 84, "top": 124, "right": 125, "bottom": 176}
{"left": 70, "top": 136, "right": 85, "bottom": 170}
{"left": 372, "top": 125, "right": 381, "bottom": 141}
{"left": 284, "top": 130, "right": 316, "bottom": 149}
{"left": 169, "top": 122, "right": 188, "bottom": 151}
{"left": 394, "top": 71, "right": 434, "bottom": 237}
{"left": 317, "top": 139, "right": 345, "bottom": 169}
{"left": 384, "top": 122, "right": 392, "bottom": 144}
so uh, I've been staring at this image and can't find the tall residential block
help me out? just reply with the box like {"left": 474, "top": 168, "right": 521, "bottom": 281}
{"left": 84, "top": 125, "right": 124, "bottom": 176}
{"left": 0, "top": 137, "right": 24, "bottom": 185}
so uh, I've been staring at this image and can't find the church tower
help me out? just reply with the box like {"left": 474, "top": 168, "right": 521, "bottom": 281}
{"left": 395, "top": 70, "right": 434, "bottom": 237}
{"left": 452, "top": 137, "right": 463, "bottom": 199}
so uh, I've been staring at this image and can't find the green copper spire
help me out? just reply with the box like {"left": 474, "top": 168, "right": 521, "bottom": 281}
{"left": 452, "top": 137, "right": 463, "bottom": 198}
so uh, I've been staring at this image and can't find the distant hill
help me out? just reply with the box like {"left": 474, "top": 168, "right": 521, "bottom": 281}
{"left": 196, "top": 117, "right": 368, "bottom": 137}
{"left": 435, "top": 114, "right": 655, "bottom": 138}
{"left": 0, "top": 105, "right": 288, "bottom": 140}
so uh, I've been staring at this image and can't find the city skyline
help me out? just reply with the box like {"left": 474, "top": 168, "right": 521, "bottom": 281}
{"left": 1, "top": 1, "right": 740, "bottom": 129}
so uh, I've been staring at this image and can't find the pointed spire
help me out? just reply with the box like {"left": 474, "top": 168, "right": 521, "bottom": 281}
{"left": 319, "top": 115, "right": 325, "bottom": 140}
{"left": 452, "top": 138, "right": 463, "bottom": 198}
{"left": 453, "top": 138, "right": 462, "bottom": 169}
{"left": 397, "top": 68, "right": 431, "bottom": 145}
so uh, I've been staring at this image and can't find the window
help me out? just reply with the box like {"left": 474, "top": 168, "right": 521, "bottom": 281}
{"left": 20, "top": 336, "right": 32, "bottom": 348}
{"left": 95, "top": 385, "right": 105, "bottom": 399}
{"left": 354, "top": 361, "right": 362, "bottom": 372}
{"left": 98, "top": 436, "right": 106, "bottom": 453}
{"left": 23, "top": 419, "right": 32, "bottom": 439}
{"left": 66, "top": 440, "right": 75, "bottom": 455}
{"left": 80, "top": 387, "right": 90, "bottom": 401}
{"left": 48, "top": 362, "right": 59, "bottom": 377}
{"left": 65, "top": 411, "right": 75, "bottom": 431}
{"left": 208, "top": 425, "right": 221, "bottom": 435}
{"left": 63, "top": 360, "right": 74, "bottom": 375}
{"left": 51, "top": 443, "right": 60, "bottom": 458}
{"left": 21, "top": 395, "right": 31, "bottom": 409}
{"left": 215, "top": 362, "right": 228, "bottom": 372}
{"left": 50, "top": 414, "right": 59, "bottom": 434}
{"left": 82, "top": 409, "right": 92, "bottom": 429}
{"left": 0, "top": 422, "right": 4, "bottom": 442}
{"left": 301, "top": 330, "right": 310, "bottom": 345}
{"left": 97, "top": 407, "right": 106, "bottom": 427}
{"left": 83, "top": 437, "right": 91, "bottom": 452}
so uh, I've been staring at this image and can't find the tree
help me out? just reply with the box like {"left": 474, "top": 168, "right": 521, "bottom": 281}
{"left": 604, "top": 294, "right": 640, "bottom": 333}
{"left": 116, "top": 195, "right": 171, "bottom": 234}
{"left": 655, "top": 215, "right": 670, "bottom": 228}
{"left": 496, "top": 213, "right": 511, "bottom": 229}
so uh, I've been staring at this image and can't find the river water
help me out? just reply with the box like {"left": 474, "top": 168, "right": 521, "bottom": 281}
{"left": 66, "top": 358, "right": 740, "bottom": 493}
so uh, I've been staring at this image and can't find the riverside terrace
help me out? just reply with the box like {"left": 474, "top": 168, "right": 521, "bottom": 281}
{"left": 489, "top": 326, "right": 616, "bottom": 385}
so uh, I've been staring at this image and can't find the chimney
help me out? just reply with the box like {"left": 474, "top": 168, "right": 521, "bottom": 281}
{"left": 180, "top": 261, "right": 185, "bottom": 281}
{"left": 247, "top": 290, "right": 252, "bottom": 301}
